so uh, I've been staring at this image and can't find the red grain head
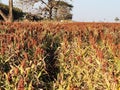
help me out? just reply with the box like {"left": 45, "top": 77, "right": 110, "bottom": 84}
{"left": 17, "top": 77, "right": 24, "bottom": 90}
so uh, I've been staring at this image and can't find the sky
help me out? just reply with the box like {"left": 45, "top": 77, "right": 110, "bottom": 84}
{"left": 1, "top": 0, "right": 120, "bottom": 22}
{"left": 72, "top": 0, "right": 120, "bottom": 22}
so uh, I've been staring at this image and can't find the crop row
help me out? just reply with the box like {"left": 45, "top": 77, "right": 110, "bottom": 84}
{"left": 0, "top": 21, "right": 120, "bottom": 90}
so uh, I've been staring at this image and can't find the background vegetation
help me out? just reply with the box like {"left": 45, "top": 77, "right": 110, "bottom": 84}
{"left": 0, "top": 3, "right": 24, "bottom": 20}
{"left": 0, "top": 0, "right": 73, "bottom": 22}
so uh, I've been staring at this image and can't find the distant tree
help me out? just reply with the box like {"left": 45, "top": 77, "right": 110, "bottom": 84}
{"left": 114, "top": 17, "right": 119, "bottom": 22}
{"left": 0, "top": 0, "right": 13, "bottom": 22}
{"left": 54, "top": 1, "right": 73, "bottom": 20}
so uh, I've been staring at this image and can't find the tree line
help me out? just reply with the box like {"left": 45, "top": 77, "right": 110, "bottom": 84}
{"left": 0, "top": 0, "right": 73, "bottom": 22}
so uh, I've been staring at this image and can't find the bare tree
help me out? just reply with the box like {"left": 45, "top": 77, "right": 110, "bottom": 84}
{"left": 14, "top": 0, "right": 39, "bottom": 13}
{"left": 0, "top": 0, "right": 13, "bottom": 22}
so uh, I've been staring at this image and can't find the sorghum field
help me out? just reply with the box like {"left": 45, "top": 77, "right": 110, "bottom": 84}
{"left": 0, "top": 21, "right": 120, "bottom": 90}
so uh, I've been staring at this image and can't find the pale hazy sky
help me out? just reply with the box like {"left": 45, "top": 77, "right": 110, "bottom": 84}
{"left": 1, "top": 0, "right": 120, "bottom": 22}
{"left": 72, "top": 0, "right": 120, "bottom": 22}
